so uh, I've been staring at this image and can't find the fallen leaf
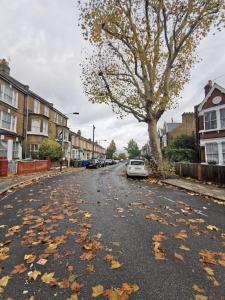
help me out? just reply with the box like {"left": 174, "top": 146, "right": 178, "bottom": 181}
{"left": 11, "top": 264, "right": 27, "bottom": 275}
{"left": 28, "top": 270, "right": 41, "bottom": 280}
{"left": 0, "top": 276, "right": 10, "bottom": 287}
{"left": 111, "top": 260, "right": 122, "bottom": 269}
{"left": 206, "top": 225, "right": 219, "bottom": 231}
{"left": 67, "top": 295, "right": 78, "bottom": 300}
{"left": 203, "top": 267, "right": 214, "bottom": 276}
{"left": 41, "top": 272, "right": 55, "bottom": 284}
{"left": 175, "top": 230, "right": 187, "bottom": 240}
{"left": 174, "top": 252, "right": 184, "bottom": 262}
{"left": 192, "top": 284, "right": 205, "bottom": 293}
{"left": 86, "top": 264, "right": 95, "bottom": 273}
{"left": 70, "top": 281, "right": 84, "bottom": 292}
{"left": 195, "top": 295, "right": 208, "bottom": 300}
{"left": 92, "top": 285, "right": 104, "bottom": 297}
{"left": 24, "top": 254, "right": 36, "bottom": 264}
{"left": 179, "top": 245, "right": 191, "bottom": 251}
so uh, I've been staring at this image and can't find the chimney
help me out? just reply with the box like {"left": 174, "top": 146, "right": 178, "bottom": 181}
{"left": 0, "top": 59, "right": 10, "bottom": 75}
{"left": 204, "top": 80, "right": 212, "bottom": 97}
{"left": 77, "top": 130, "right": 81, "bottom": 136}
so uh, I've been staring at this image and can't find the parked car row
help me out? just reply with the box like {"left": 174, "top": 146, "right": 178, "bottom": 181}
{"left": 86, "top": 158, "right": 119, "bottom": 169}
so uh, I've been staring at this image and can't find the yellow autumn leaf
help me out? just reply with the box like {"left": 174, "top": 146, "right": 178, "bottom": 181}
{"left": 67, "top": 294, "right": 78, "bottom": 300}
{"left": 41, "top": 272, "right": 55, "bottom": 284}
{"left": 174, "top": 252, "right": 184, "bottom": 261}
{"left": 203, "top": 267, "right": 214, "bottom": 276}
{"left": 0, "top": 276, "right": 10, "bottom": 287}
{"left": 195, "top": 295, "right": 208, "bottom": 300}
{"left": 28, "top": 270, "right": 41, "bottom": 280}
{"left": 192, "top": 284, "right": 205, "bottom": 293}
{"left": 111, "top": 260, "right": 122, "bottom": 269}
{"left": 206, "top": 225, "right": 219, "bottom": 231}
{"left": 92, "top": 285, "right": 104, "bottom": 297}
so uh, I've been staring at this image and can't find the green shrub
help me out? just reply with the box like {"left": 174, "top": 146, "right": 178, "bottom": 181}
{"left": 39, "top": 139, "right": 63, "bottom": 161}
{"left": 163, "top": 147, "right": 197, "bottom": 163}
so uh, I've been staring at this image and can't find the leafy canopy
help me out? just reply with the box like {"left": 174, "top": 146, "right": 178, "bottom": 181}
{"left": 79, "top": 0, "right": 225, "bottom": 123}
{"left": 106, "top": 140, "right": 117, "bottom": 158}
{"left": 39, "top": 139, "right": 63, "bottom": 161}
{"left": 125, "top": 139, "right": 141, "bottom": 159}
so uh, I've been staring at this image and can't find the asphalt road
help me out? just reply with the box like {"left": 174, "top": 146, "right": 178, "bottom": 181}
{"left": 0, "top": 163, "right": 224, "bottom": 300}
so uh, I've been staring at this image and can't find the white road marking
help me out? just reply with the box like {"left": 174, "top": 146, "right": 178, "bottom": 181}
{"left": 158, "top": 196, "right": 175, "bottom": 203}
{"left": 194, "top": 209, "right": 208, "bottom": 217}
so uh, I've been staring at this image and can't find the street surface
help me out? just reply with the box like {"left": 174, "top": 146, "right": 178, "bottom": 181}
{"left": 0, "top": 163, "right": 224, "bottom": 300}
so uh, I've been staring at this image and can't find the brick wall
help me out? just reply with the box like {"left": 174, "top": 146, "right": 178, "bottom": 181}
{"left": 17, "top": 160, "right": 49, "bottom": 175}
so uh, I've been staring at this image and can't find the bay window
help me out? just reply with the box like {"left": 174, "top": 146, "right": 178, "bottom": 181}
{"left": 0, "top": 84, "right": 18, "bottom": 108}
{"left": 0, "top": 111, "right": 17, "bottom": 132}
{"left": 43, "top": 120, "right": 48, "bottom": 135}
{"left": 31, "top": 119, "right": 41, "bottom": 133}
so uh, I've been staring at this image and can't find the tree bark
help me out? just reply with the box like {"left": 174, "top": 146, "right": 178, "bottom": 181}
{"left": 148, "top": 118, "right": 162, "bottom": 165}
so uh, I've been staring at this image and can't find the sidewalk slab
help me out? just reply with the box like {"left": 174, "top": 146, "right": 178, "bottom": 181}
{"left": 162, "top": 178, "right": 225, "bottom": 202}
{"left": 0, "top": 167, "right": 83, "bottom": 196}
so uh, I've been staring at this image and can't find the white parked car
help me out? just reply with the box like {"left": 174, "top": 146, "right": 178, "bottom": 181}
{"left": 126, "top": 159, "right": 149, "bottom": 178}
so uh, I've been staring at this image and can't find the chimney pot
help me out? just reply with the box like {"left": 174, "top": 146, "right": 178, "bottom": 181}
{"left": 0, "top": 58, "right": 10, "bottom": 75}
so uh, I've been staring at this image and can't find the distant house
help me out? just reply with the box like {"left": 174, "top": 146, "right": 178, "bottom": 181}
{"left": 159, "top": 113, "right": 196, "bottom": 148}
{"left": 196, "top": 83, "right": 225, "bottom": 165}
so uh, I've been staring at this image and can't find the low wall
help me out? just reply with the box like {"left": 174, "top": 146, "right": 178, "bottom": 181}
{"left": 175, "top": 162, "right": 225, "bottom": 185}
{"left": 17, "top": 160, "right": 49, "bottom": 175}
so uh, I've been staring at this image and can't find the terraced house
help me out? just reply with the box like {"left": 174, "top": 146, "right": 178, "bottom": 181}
{"left": 0, "top": 59, "right": 69, "bottom": 160}
{"left": 197, "top": 83, "right": 225, "bottom": 165}
{"left": 70, "top": 130, "right": 106, "bottom": 160}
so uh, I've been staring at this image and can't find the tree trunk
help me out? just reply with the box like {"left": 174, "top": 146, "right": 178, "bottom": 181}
{"left": 148, "top": 119, "right": 162, "bottom": 165}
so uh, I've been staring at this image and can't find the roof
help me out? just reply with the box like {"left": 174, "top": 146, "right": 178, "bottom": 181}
{"left": 198, "top": 83, "right": 225, "bottom": 112}
{"left": 0, "top": 70, "right": 68, "bottom": 119}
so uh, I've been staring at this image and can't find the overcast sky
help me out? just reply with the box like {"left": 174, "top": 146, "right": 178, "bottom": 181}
{"left": 1, "top": 0, "right": 225, "bottom": 153}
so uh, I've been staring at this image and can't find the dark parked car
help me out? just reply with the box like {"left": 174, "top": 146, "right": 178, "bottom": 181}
{"left": 98, "top": 159, "right": 106, "bottom": 167}
{"left": 86, "top": 159, "right": 100, "bottom": 169}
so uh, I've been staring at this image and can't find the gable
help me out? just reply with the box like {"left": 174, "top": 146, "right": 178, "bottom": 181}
{"left": 198, "top": 83, "right": 225, "bottom": 112}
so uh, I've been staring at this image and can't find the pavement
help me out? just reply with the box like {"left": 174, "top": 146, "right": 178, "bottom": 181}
{"left": 162, "top": 178, "right": 225, "bottom": 202}
{"left": 0, "top": 164, "right": 224, "bottom": 299}
{"left": 0, "top": 167, "right": 83, "bottom": 196}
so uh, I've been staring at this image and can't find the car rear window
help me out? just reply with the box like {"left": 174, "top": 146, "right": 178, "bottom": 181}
{"left": 130, "top": 161, "right": 144, "bottom": 166}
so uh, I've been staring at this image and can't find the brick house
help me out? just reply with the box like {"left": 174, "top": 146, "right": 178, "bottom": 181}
{"left": 196, "top": 83, "right": 225, "bottom": 165}
{"left": 70, "top": 130, "right": 106, "bottom": 160}
{"left": 0, "top": 59, "right": 69, "bottom": 160}
{"left": 159, "top": 113, "right": 196, "bottom": 148}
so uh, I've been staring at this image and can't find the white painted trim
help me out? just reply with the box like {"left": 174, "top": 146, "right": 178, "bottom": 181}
{"left": 198, "top": 83, "right": 225, "bottom": 112}
{"left": 200, "top": 137, "right": 225, "bottom": 165}
{"left": 199, "top": 103, "right": 225, "bottom": 115}
{"left": 199, "top": 105, "right": 225, "bottom": 132}
{"left": 200, "top": 137, "right": 225, "bottom": 145}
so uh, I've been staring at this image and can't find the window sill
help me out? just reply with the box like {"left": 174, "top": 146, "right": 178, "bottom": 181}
{"left": 27, "top": 132, "right": 48, "bottom": 137}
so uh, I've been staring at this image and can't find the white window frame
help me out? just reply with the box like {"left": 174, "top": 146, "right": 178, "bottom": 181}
{"left": 0, "top": 140, "right": 8, "bottom": 158}
{"left": 0, "top": 111, "right": 17, "bottom": 132}
{"left": 30, "top": 144, "right": 39, "bottom": 152}
{"left": 42, "top": 120, "right": 48, "bottom": 135}
{"left": 34, "top": 100, "right": 40, "bottom": 114}
{"left": 222, "top": 142, "right": 225, "bottom": 164}
{"left": 204, "top": 110, "right": 217, "bottom": 131}
{"left": 205, "top": 143, "right": 219, "bottom": 164}
{"left": 44, "top": 106, "right": 49, "bottom": 117}
{"left": 0, "top": 84, "right": 18, "bottom": 108}
{"left": 31, "top": 119, "right": 41, "bottom": 134}
{"left": 220, "top": 108, "right": 225, "bottom": 129}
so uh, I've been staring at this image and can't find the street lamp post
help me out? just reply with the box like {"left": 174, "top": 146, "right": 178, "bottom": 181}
{"left": 92, "top": 125, "right": 95, "bottom": 159}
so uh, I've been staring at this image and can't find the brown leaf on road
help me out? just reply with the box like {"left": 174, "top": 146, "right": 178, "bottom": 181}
{"left": 0, "top": 247, "right": 9, "bottom": 261}
{"left": 153, "top": 242, "right": 166, "bottom": 261}
{"left": 70, "top": 281, "right": 84, "bottom": 292}
{"left": 80, "top": 251, "right": 95, "bottom": 261}
{"left": 206, "top": 225, "right": 219, "bottom": 231}
{"left": 86, "top": 263, "right": 95, "bottom": 273}
{"left": 195, "top": 295, "right": 208, "bottom": 300}
{"left": 28, "top": 270, "right": 41, "bottom": 281}
{"left": 192, "top": 284, "right": 205, "bottom": 293}
{"left": 199, "top": 250, "right": 217, "bottom": 265}
{"left": 24, "top": 254, "right": 36, "bottom": 264}
{"left": 179, "top": 245, "right": 191, "bottom": 251}
{"left": 174, "top": 230, "right": 187, "bottom": 240}
{"left": 152, "top": 232, "right": 167, "bottom": 242}
{"left": 174, "top": 252, "right": 184, "bottom": 262}
{"left": 11, "top": 264, "right": 27, "bottom": 275}
{"left": 92, "top": 285, "right": 104, "bottom": 297}
{"left": 111, "top": 260, "right": 122, "bottom": 269}
{"left": 203, "top": 267, "right": 214, "bottom": 276}
{"left": 67, "top": 295, "right": 78, "bottom": 300}
{"left": 58, "top": 279, "right": 70, "bottom": 289}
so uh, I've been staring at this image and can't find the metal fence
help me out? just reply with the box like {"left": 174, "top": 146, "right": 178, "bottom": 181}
{"left": 175, "top": 162, "right": 225, "bottom": 185}
{"left": 8, "top": 160, "right": 17, "bottom": 174}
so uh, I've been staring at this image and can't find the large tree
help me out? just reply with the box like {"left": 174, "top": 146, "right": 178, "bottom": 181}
{"left": 106, "top": 139, "right": 117, "bottom": 158}
{"left": 125, "top": 139, "right": 141, "bottom": 159}
{"left": 79, "top": 0, "right": 224, "bottom": 165}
